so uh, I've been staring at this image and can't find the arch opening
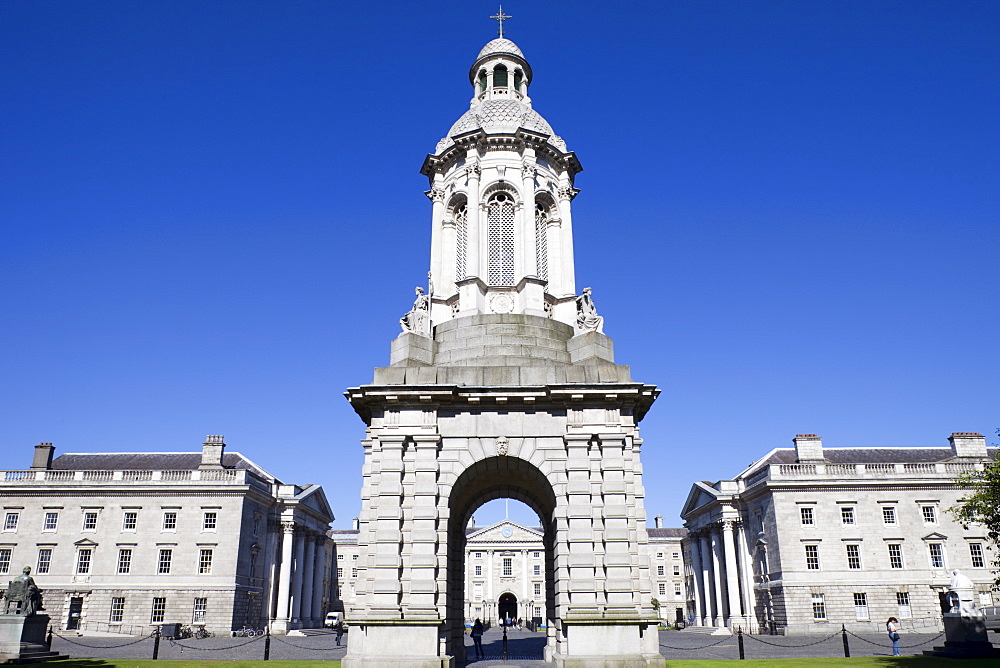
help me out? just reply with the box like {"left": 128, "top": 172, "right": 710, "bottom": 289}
{"left": 446, "top": 457, "right": 557, "bottom": 661}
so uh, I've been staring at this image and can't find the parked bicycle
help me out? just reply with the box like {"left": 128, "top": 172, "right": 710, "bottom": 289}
{"left": 233, "top": 625, "right": 262, "bottom": 637}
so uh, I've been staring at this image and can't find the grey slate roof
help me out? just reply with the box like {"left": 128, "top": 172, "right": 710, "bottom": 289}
{"left": 51, "top": 452, "right": 275, "bottom": 481}
{"left": 757, "top": 447, "right": 999, "bottom": 467}
{"left": 647, "top": 528, "right": 688, "bottom": 539}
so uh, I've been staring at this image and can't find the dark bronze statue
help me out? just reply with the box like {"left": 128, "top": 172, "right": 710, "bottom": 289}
{"left": 3, "top": 567, "right": 43, "bottom": 616}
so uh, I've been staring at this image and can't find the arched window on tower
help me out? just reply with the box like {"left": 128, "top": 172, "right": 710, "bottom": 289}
{"left": 493, "top": 65, "right": 508, "bottom": 89}
{"left": 486, "top": 191, "right": 516, "bottom": 286}
{"left": 478, "top": 70, "right": 487, "bottom": 94}
{"left": 454, "top": 201, "right": 468, "bottom": 280}
{"left": 534, "top": 201, "right": 550, "bottom": 283}
{"left": 514, "top": 69, "right": 523, "bottom": 93}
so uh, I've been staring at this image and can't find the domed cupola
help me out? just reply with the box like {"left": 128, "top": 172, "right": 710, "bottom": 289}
{"left": 417, "top": 12, "right": 585, "bottom": 333}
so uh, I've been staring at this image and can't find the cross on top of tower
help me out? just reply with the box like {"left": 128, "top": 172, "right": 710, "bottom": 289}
{"left": 490, "top": 5, "right": 512, "bottom": 37}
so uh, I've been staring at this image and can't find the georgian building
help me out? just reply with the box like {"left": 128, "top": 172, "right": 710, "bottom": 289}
{"left": 645, "top": 519, "right": 688, "bottom": 625}
{"left": 0, "top": 439, "right": 334, "bottom": 635}
{"left": 681, "top": 433, "right": 997, "bottom": 635}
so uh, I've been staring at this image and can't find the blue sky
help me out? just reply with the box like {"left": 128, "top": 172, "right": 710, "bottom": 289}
{"left": 3, "top": 1, "right": 998, "bottom": 529}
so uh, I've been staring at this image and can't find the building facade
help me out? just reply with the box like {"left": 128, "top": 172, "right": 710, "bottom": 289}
{"left": 0, "top": 438, "right": 334, "bottom": 635}
{"left": 681, "top": 433, "right": 998, "bottom": 635}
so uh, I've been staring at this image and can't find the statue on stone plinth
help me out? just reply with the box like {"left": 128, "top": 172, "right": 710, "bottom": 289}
{"left": 946, "top": 569, "right": 978, "bottom": 617}
{"left": 3, "top": 567, "right": 42, "bottom": 616}
{"left": 400, "top": 287, "right": 431, "bottom": 336}
{"left": 575, "top": 287, "right": 604, "bottom": 333}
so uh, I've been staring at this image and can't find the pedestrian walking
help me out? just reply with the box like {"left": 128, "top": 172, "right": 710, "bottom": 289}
{"left": 886, "top": 616, "right": 901, "bottom": 656}
{"left": 335, "top": 619, "right": 344, "bottom": 647}
{"left": 471, "top": 618, "right": 484, "bottom": 658}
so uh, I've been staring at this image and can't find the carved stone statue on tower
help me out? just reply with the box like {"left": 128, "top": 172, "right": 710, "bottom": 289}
{"left": 575, "top": 287, "right": 604, "bottom": 333}
{"left": 399, "top": 287, "right": 431, "bottom": 336}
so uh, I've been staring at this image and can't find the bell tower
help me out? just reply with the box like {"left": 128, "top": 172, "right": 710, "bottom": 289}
{"left": 344, "top": 14, "right": 665, "bottom": 668}
{"left": 420, "top": 34, "right": 583, "bottom": 331}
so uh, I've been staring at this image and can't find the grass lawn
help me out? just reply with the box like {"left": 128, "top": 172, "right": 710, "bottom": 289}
{"left": 43, "top": 659, "right": 999, "bottom": 667}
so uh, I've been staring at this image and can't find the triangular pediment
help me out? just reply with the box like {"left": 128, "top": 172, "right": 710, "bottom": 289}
{"left": 294, "top": 484, "right": 335, "bottom": 522}
{"left": 681, "top": 481, "right": 719, "bottom": 518}
{"left": 922, "top": 531, "right": 948, "bottom": 541}
{"left": 73, "top": 538, "right": 99, "bottom": 547}
{"left": 467, "top": 520, "right": 542, "bottom": 544}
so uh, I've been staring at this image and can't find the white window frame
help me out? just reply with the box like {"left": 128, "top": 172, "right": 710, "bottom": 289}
{"left": 118, "top": 548, "right": 132, "bottom": 574}
{"left": 921, "top": 505, "right": 938, "bottom": 525}
{"left": 896, "top": 592, "right": 911, "bottom": 618}
{"left": 0, "top": 548, "right": 10, "bottom": 574}
{"left": 110, "top": 597, "right": 125, "bottom": 623}
{"left": 800, "top": 507, "right": 814, "bottom": 526}
{"left": 841, "top": 507, "right": 855, "bottom": 525}
{"left": 888, "top": 543, "right": 904, "bottom": 569}
{"left": 969, "top": 542, "right": 985, "bottom": 568}
{"left": 151, "top": 597, "right": 166, "bottom": 623}
{"left": 202, "top": 512, "right": 217, "bottom": 531}
{"left": 43, "top": 512, "right": 58, "bottom": 531}
{"left": 811, "top": 593, "right": 826, "bottom": 621}
{"left": 192, "top": 597, "right": 208, "bottom": 623}
{"left": 37, "top": 548, "right": 52, "bottom": 574}
{"left": 158, "top": 549, "right": 172, "bottom": 574}
{"left": 804, "top": 544, "right": 820, "bottom": 570}
{"left": 76, "top": 548, "right": 92, "bottom": 574}
{"left": 846, "top": 544, "right": 862, "bottom": 570}
{"left": 853, "top": 592, "right": 869, "bottom": 620}
{"left": 122, "top": 512, "right": 137, "bottom": 531}
{"left": 82, "top": 511, "right": 98, "bottom": 531}
{"left": 3, "top": 512, "right": 18, "bottom": 532}
{"left": 882, "top": 507, "right": 897, "bottom": 525}
{"left": 198, "top": 548, "right": 213, "bottom": 574}
{"left": 928, "top": 542, "right": 946, "bottom": 568}
{"left": 162, "top": 512, "right": 177, "bottom": 531}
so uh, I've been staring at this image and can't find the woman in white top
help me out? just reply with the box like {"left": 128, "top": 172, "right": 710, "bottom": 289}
{"left": 886, "top": 617, "right": 901, "bottom": 656}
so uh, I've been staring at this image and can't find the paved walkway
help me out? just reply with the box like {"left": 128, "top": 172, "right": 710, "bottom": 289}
{"left": 49, "top": 626, "right": 997, "bottom": 663}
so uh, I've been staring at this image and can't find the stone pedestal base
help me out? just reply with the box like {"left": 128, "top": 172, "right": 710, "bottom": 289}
{"left": 0, "top": 614, "right": 66, "bottom": 663}
{"left": 553, "top": 620, "right": 665, "bottom": 667}
{"left": 922, "top": 614, "right": 1000, "bottom": 659}
{"left": 341, "top": 621, "right": 453, "bottom": 668}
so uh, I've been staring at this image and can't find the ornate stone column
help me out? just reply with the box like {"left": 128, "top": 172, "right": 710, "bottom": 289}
{"left": 710, "top": 528, "right": 725, "bottom": 627}
{"left": 299, "top": 530, "right": 316, "bottom": 626}
{"left": 521, "top": 158, "right": 538, "bottom": 279}
{"left": 466, "top": 158, "right": 482, "bottom": 279}
{"left": 721, "top": 520, "right": 742, "bottom": 627}
{"left": 699, "top": 533, "right": 713, "bottom": 627}
{"left": 273, "top": 522, "right": 295, "bottom": 631}
{"left": 688, "top": 532, "right": 705, "bottom": 626}
{"left": 736, "top": 520, "right": 756, "bottom": 632}
{"left": 564, "top": 433, "right": 598, "bottom": 617}
{"left": 370, "top": 434, "right": 405, "bottom": 618}
{"left": 556, "top": 184, "right": 576, "bottom": 297}
{"left": 427, "top": 185, "right": 446, "bottom": 295}
{"left": 312, "top": 536, "right": 326, "bottom": 624}
{"left": 407, "top": 434, "right": 442, "bottom": 618}
{"left": 290, "top": 528, "right": 307, "bottom": 624}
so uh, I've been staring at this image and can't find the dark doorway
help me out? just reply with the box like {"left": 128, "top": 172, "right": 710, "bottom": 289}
{"left": 498, "top": 592, "right": 517, "bottom": 622}
{"left": 67, "top": 597, "right": 83, "bottom": 630}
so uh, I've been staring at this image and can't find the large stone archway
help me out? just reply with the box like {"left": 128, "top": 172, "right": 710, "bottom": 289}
{"left": 342, "top": 313, "right": 665, "bottom": 668}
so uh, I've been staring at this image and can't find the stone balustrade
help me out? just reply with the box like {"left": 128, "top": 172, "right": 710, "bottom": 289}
{"left": 0, "top": 467, "right": 271, "bottom": 491}
{"left": 743, "top": 461, "right": 984, "bottom": 488}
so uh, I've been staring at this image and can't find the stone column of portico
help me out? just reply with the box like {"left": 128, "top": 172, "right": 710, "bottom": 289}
{"left": 466, "top": 157, "right": 482, "bottom": 279}
{"left": 407, "top": 434, "right": 442, "bottom": 618}
{"left": 290, "top": 529, "right": 306, "bottom": 624}
{"left": 599, "top": 435, "right": 638, "bottom": 617}
{"left": 699, "top": 534, "right": 713, "bottom": 627}
{"left": 689, "top": 532, "right": 705, "bottom": 626}
{"left": 427, "top": 184, "right": 446, "bottom": 293}
{"left": 564, "top": 434, "right": 599, "bottom": 617}
{"left": 272, "top": 522, "right": 295, "bottom": 631}
{"left": 710, "top": 529, "right": 726, "bottom": 627}
{"left": 721, "top": 520, "right": 742, "bottom": 629}
{"left": 299, "top": 531, "right": 316, "bottom": 626}
{"left": 311, "top": 536, "right": 326, "bottom": 625}
{"left": 487, "top": 549, "right": 494, "bottom": 606}
{"left": 545, "top": 215, "right": 563, "bottom": 295}
{"left": 556, "top": 184, "right": 576, "bottom": 296}
{"left": 522, "top": 549, "right": 529, "bottom": 602}
{"left": 736, "top": 521, "right": 756, "bottom": 632}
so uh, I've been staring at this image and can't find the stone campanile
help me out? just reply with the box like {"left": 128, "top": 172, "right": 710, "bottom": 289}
{"left": 344, "top": 20, "right": 665, "bottom": 668}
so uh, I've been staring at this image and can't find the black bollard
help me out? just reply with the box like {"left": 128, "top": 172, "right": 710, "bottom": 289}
{"left": 841, "top": 624, "right": 850, "bottom": 658}
{"left": 502, "top": 624, "right": 508, "bottom": 660}
{"left": 46, "top": 626, "right": 52, "bottom": 650}
{"left": 264, "top": 627, "right": 271, "bottom": 660}
{"left": 152, "top": 628, "right": 160, "bottom": 660}
{"left": 737, "top": 627, "right": 745, "bottom": 660}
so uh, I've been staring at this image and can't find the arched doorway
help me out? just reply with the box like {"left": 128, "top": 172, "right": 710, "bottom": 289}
{"left": 446, "top": 456, "right": 557, "bottom": 661}
{"left": 498, "top": 592, "right": 517, "bottom": 623}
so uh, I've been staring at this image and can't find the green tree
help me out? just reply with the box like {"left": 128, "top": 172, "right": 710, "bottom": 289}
{"left": 951, "top": 428, "right": 1000, "bottom": 584}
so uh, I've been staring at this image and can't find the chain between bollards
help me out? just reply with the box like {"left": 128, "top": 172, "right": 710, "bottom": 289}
{"left": 264, "top": 626, "right": 271, "bottom": 660}
{"left": 737, "top": 626, "right": 745, "bottom": 660}
{"left": 841, "top": 624, "right": 850, "bottom": 657}
{"left": 152, "top": 628, "right": 160, "bottom": 660}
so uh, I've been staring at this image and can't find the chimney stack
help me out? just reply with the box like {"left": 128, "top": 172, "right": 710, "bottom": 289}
{"left": 948, "top": 433, "right": 987, "bottom": 459}
{"left": 352, "top": 517, "right": 360, "bottom": 531}
{"left": 468, "top": 515, "right": 476, "bottom": 530}
{"left": 199, "top": 435, "right": 225, "bottom": 469}
{"left": 31, "top": 443, "right": 55, "bottom": 470}
{"left": 793, "top": 434, "right": 824, "bottom": 462}
{"left": 654, "top": 515, "right": 663, "bottom": 529}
